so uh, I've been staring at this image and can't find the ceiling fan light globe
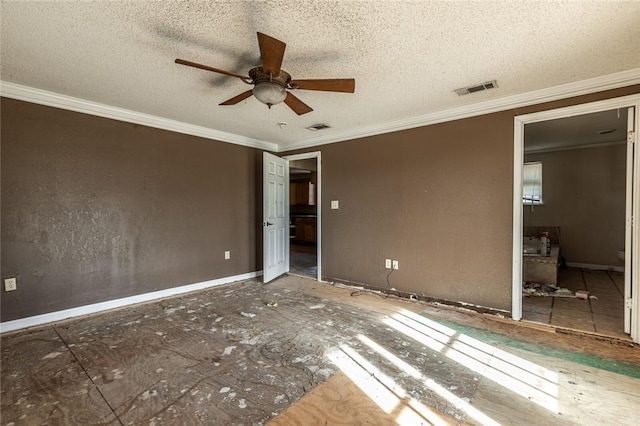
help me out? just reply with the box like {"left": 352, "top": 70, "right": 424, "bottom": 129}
{"left": 253, "top": 82, "right": 287, "bottom": 106}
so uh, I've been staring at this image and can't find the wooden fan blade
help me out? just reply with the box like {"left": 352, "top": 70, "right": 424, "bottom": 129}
{"left": 175, "top": 59, "right": 249, "bottom": 80}
{"left": 220, "top": 90, "right": 254, "bottom": 105}
{"left": 257, "top": 32, "right": 286, "bottom": 76}
{"left": 289, "top": 79, "right": 355, "bottom": 93}
{"left": 284, "top": 92, "right": 313, "bottom": 115}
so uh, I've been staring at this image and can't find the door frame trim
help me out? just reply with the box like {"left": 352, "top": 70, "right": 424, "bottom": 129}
{"left": 512, "top": 93, "right": 640, "bottom": 342}
{"left": 283, "top": 151, "right": 322, "bottom": 281}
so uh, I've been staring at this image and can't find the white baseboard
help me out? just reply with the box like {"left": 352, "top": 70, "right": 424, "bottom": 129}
{"left": 565, "top": 262, "right": 624, "bottom": 273}
{"left": 0, "top": 271, "right": 263, "bottom": 334}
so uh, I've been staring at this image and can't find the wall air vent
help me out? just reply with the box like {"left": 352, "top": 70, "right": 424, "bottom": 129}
{"left": 454, "top": 80, "right": 498, "bottom": 96}
{"left": 306, "top": 123, "right": 331, "bottom": 131}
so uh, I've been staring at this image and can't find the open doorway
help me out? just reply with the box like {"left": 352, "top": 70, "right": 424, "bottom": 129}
{"left": 521, "top": 109, "right": 628, "bottom": 338}
{"left": 284, "top": 152, "right": 321, "bottom": 280}
{"left": 513, "top": 94, "right": 640, "bottom": 343}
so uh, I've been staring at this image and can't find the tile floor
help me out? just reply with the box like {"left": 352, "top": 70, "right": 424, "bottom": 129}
{"left": 522, "top": 268, "right": 627, "bottom": 339}
{"left": 289, "top": 243, "right": 317, "bottom": 278}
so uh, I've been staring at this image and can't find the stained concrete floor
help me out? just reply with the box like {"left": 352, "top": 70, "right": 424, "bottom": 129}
{"left": 522, "top": 268, "right": 627, "bottom": 339}
{"left": 2, "top": 275, "right": 639, "bottom": 425}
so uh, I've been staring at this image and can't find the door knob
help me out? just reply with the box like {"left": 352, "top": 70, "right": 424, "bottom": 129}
{"left": 263, "top": 222, "right": 274, "bottom": 226}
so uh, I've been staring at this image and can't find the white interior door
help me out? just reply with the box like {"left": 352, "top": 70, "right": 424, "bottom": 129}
{"left": 625, "top": 107, "right": 637, "bottom": 334}
{"left": 263, "top": 152, "right": 289, "bottom": 283}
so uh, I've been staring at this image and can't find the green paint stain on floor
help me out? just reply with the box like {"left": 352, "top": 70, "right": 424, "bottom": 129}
{"left": 419, "top": 311, "right": 640, "bottom": 379}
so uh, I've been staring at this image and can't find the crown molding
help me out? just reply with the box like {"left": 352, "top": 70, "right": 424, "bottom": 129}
{"left": 524, "top": 139, "right": 626, "bottom": 155}
{"left": 3, "top": 68, "right": 639, "bottom": 153}
{"left": 278, "top": 68, "right": 640, "bottom": 152}
{"left": 0, "top": 81, "right": 278, "bottom": 152}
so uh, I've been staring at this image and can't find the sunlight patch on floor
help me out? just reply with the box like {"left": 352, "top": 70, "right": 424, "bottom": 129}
{"left": 387, "top": 309, "right": 559, "bottom": 412}
{"left": 327, "top": 345, "right": 463, "bottom": 426}
{"left": 328, "top": 345, "right": 404, "bottom": 413}
{"left": 357, "top": 334, "right": 501, "bottom": 426}
{"left": 325, "top": 306, "right": 561, "bottom": 425}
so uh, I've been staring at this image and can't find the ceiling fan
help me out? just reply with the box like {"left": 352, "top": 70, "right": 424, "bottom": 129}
{"left": 175, "top": 32, "right": 355, "bottom": 115}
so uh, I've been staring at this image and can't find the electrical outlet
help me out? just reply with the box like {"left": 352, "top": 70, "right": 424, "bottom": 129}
{"left": 331, "top": 200, "right": 339, "bottom": 210}
{"left": 385, "top": 259, "right": 392, "bottom": 269}
{"left": 4, "top": 278, "right": 17, "bottom": 292}
{"left": 224, "top": 251, "right": 231, "bottom": 260}
{"left": 392, "top": 260, "right": 399, "bottom": 270}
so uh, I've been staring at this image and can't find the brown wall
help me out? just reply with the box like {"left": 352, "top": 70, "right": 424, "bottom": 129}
{"left": 524, "top": 144, "right": 626, "bottom": 266}
{"left": 1, "top": 98, "right": 262, "bottom": 322}
{"left": 314, "top": 113, "right": 515, "bottom": 309}
{"left": 2, "top": 85, "right": 638, "bottom": 321}
{"left": 286, "top": 85, "right": 640, "bottom": 311}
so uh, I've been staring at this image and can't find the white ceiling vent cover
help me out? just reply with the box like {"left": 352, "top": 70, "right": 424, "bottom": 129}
{"left": 307, "top": 123, "right": 331, "bottom": 131}
{"left": 454, "top": 80, "right": 498, "bottom": 96}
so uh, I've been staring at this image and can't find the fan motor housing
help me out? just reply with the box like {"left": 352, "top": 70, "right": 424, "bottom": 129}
{"left": 249, "top": 67, "right": 291, "bottom": 88}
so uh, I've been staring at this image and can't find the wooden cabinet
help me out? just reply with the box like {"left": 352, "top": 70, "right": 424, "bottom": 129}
{"left": 294, "top": 217, "right": 316, "bottom": 243}
{"left": 290, "top": 182, "right": 315, "bottom": 205}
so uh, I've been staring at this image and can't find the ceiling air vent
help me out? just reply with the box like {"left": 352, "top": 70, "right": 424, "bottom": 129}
{"left": 454, "top": 80, "right": 498, "bottom": 96}
{"left": 306, "top": 123, "right": 331, "bottom": 131}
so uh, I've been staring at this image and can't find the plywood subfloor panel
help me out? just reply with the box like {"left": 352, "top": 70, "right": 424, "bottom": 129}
{"left": 3, "top": 275, "right": 639, "bottom": 425}
{"left": 470, "top": 344, "right": 640, "bottom": 426}
{"left": 1, "top": 278, "right": 479, "bottom": 423}
{"left": 274, "top": 277, "right": 640, "bottom": 425}
{"left": 268, "top": 370, "right": 468, "bottom": 426}
{"left": 49, "top": 281, "right": 349, "bottom": 425}
{"left": 0, "top": 327, "right": 116, "bottom": 424}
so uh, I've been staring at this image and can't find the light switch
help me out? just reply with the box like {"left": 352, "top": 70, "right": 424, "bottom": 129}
{"left": 331, "top": 200, "right": 339, "bottom": 210}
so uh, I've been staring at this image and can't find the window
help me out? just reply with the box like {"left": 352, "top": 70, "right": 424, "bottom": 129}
{"left": 523, "top": 162, "right": 543, "bottom": 205}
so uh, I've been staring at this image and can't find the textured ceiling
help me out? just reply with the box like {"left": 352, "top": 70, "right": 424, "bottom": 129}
{"left": 525, "top": 108, "right": 629, "bottom": 153}
{"left": 1, "top": 1, "right": 640, "bottom": 150}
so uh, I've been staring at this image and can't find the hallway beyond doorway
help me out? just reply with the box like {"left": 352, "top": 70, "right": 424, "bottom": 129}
{"left": 289, "top": 243, "right": 317, "bottom": 278}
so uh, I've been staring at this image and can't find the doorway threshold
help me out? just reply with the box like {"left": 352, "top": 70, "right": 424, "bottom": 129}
{"left": 520, "top": 318, "right": 634, "bottom": 344}
{"left": 286, "top": 271, "right": 317, "bottom": 280}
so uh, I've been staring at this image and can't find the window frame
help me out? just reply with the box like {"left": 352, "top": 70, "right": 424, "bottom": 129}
{"left": 522, "top": 161, "right": 543, "bottom": 205}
